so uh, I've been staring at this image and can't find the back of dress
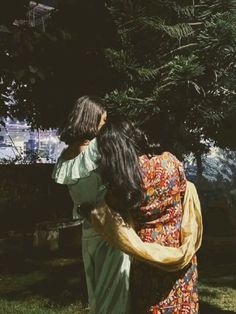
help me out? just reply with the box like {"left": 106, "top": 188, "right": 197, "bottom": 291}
{"left": 131, "top": 152, "right": 199, "bottom": 314}
{"left": 135, "top": 152, "right": 186, "bottom": 248}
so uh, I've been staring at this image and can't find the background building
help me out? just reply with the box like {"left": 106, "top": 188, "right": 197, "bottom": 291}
{"left": 0, "top": 118, "right": 65, "bottom": 163}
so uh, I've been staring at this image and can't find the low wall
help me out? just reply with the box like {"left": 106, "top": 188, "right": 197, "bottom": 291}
{"left": 1, "top": 165, "right": 236, "bottom": 236}
{"left": 0, "top": 164, "right": 72, "bottom": 233}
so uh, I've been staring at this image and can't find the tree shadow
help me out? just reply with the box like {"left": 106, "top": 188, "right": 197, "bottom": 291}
{"left": 0, "top": 251, "right": 88, "bottom": 307}
{"left": 198, "top": 261, "right": 236, "bottom": 290}
{"left": 199, "top": 280, "right": 236, "bottom": 314}
{"left": 31, "top": 261, "right": 88, "bottom": 306}
{"left": 200, "top": 302, "right": 236, "bottom": 314}
{"left": 201, "top": 277, "right": 236, "bottom": 290}
{"left": 1, "top": 247, "right": 236, "bottom": 311}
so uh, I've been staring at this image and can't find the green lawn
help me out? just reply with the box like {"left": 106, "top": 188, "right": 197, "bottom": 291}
{"left": 199, "top": 263, "right": 236, "bottom": 313}
{"left": 0, "top": 252, "right": 235, "bottom": 313}
{"left": 0, "top": 254, "right": 88, "bottom": 314}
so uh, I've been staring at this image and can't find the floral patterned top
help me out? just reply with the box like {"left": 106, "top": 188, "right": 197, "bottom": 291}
{"left": 134, "top": 152, "right": 186, "bottom": 247}
{"left": 131, "top": 152, "right": 199, "bottom": 314}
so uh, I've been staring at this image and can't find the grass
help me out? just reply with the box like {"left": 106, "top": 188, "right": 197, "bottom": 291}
{"left": 199, "top": 263, "right": 236, "bottom": 313}
{"left": 0, "top": 299, "right": 86, "bottom": 314}
{"left": 0, "top": 248, "right": 235, "bottom": 313}
{"left": 0, "top": 253, "right": 88, "bottom": 314}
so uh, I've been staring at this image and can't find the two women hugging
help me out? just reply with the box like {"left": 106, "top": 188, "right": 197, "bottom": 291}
{"left": 52, "top": 96, "right": 202, "bottom": 314}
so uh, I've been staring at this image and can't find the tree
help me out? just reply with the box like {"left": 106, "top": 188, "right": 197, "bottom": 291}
{"left": 103, "top": 0, "right": 236, "bottom": 162}
{"left": 0, "top": 0, "right": 236, "bottom": 164}
{"left": 0, "top": 0, "right": 119, "bottom": 128}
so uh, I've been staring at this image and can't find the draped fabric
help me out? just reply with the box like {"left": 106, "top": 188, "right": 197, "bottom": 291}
{"left": 90, "top": 181, "right": 202, "bottom": 272}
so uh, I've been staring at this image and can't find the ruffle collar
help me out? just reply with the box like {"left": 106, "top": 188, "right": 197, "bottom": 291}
{"left": 52, "top": 138, "right": 99, "bottom": 185}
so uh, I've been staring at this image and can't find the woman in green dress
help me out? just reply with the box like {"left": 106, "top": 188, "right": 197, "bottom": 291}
{"left": 53, "top": 96, "right": 131, "bottom": 314}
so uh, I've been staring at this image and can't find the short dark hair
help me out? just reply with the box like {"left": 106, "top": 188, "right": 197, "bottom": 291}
{"left": 60, "top": 96, "right": 105, "bottom": 145}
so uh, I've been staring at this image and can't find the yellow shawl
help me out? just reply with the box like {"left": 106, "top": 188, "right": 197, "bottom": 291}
{"left": 91, "top": 181, "right": 203, "bottom": 272}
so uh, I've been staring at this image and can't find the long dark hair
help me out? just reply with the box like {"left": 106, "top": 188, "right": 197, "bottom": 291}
{"left": 97, "top": 115, "right": 144, "bottom": 217}
{"left": 60, "top": 96, "right": 105, "bottom": 145}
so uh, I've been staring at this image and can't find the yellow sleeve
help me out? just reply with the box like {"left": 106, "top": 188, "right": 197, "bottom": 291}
{"left": 90, "top": 181, "right": 203, "bottom": 272}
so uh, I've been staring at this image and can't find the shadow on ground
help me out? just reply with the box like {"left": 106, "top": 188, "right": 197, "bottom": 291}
{"left": 0, "top": 244, "right": 236, "bottom": 313}
{"left": 200, "top": 302, "right": 236, "bottom": 314}
{"left": 0, "top": 250, "right": 88, "bottom": 308}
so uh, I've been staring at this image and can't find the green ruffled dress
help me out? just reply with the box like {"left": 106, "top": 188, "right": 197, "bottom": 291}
{"left": 52, "top": 139, "right": 131, "bottom": 314}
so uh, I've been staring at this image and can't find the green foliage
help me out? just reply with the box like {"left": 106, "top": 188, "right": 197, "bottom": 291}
{"left": 133, "top": 17, "right": 194, "bottom": 39}
{"left": 163, "top": 55, "right": 205, "bottom": 91}
{"left": 200, "top": 0, "right": 236, "bottom": 16}
{"left": 103, "top": 0, "right": 236, "bottom": 156}
{"left": 0, "top": 0, "right": 236, "bottom": 156}
{"left": 0, "top": 0, "right": 119, "bottom": 128}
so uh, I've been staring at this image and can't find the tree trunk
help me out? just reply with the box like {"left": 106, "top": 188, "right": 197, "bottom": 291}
{"left": 195, "top": 152, "right": 203, "bottom": 183}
